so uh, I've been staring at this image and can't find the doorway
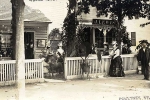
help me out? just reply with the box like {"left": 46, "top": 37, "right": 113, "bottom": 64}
{"left": 24, "top": 32, "right": 34, "bottom": 59}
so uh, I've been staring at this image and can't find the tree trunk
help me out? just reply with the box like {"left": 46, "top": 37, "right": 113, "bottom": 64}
{"left": 11, "top": 0, "right": 25, "bottom": 100}
{"left": 11, "top": 0, "right": 16, "bottom": 60}
{"left": 117, "top": 0, "right": 122, "bottom": 51}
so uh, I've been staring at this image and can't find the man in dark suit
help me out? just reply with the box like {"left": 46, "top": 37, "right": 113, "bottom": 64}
{"left": 137, "top": 40, "right": 150, "bottom": 80}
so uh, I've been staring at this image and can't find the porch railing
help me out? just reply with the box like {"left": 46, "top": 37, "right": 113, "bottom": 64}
{"left": 64, "top": 54, "right": 138, "bottom": 80}
{"left": 0, "top": 59, "right": 44, "bottom": 86}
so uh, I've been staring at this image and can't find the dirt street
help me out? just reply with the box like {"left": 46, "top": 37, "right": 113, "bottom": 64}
{"left": 0, "top": 74, "right": 150, "bottom": 100}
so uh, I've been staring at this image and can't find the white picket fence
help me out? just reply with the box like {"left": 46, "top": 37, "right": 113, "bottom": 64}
{"left": 64, "top": 54, "right": 138, "bottom": 79}
{"left": 0, "top": 59, "right": 44, "bottom": 86}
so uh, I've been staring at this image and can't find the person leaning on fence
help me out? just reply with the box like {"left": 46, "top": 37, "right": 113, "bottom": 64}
{"left": 90, "top": 44, "right": 96, "bottom": 54}
{"left": 122, "top": 43, "right": 131, "bottom": 54}
{"left": 103, "top": 43, "right": 109, "bottom": 56}
{"left": 137, "top": 40, "right": 150, "bottom": 80}
{"left": 108, "top": 41, "right": 125, "bottom": 77}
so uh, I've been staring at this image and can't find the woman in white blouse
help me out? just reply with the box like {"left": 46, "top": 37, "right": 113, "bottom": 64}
{"left": 109, "top": 41, "right": 125, "bottom": 77}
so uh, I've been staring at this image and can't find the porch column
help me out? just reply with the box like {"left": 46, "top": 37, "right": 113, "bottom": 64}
{"left": 103, "top": 29, "right": 107, "bottom": 44}
{"left": 93, "top": 27, "right": 95, "bottom": 45}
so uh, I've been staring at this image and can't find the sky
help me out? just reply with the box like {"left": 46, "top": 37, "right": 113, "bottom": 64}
{"left": 25, "top": 0, "right": 68, "bottom": 32}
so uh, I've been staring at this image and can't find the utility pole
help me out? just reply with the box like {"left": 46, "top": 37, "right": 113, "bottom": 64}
{"left": 11, "top": 0, "right": 25, "bottom": 100}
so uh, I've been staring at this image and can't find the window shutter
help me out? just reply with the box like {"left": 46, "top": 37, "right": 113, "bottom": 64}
{"left": 131, "top": 32, "right": 136, "bottom": 46}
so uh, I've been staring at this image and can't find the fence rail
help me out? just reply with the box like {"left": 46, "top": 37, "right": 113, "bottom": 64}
{"left": 0, "top": 59, "right": 44, "bottom": 86}
{"left": 64, "top": 54, "right": 138, "bottom": 79}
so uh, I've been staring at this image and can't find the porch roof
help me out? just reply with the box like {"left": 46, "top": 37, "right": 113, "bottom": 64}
{"left": 0, "top": 0, "right": 51, "bottom": 23}
{"left": 79, "top": 24, "right": 116, "bottom": 30}
{"left": 78, "top": 19, "right": 117, "bottom": 30}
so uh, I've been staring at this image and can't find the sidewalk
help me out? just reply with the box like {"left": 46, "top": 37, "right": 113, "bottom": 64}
{"left": 0, "top": 74, "right": 150, "bottom": 100}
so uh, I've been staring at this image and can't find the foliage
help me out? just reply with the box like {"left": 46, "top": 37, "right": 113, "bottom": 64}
{"left": 76, "top": 28, "right": 98, "bottom": 68}
{"left": 62, "top": 0, "right": 150, "bottom": 55}
{"left": 48, "top": 28, "right": 60, "bottom": 40}
{"left": 77, "top": 0, "right": 150, "bottom": 20}
{"left": 75, "top": 27, "right": 92, "bottom": 58}
{"left": 62, "top": 11, "right": 79, "bottom": 56}
{"left": 121, "top": 26, "right": 132, "bottom": 47}
{"left": 63, "top": 12, "right": 78, "bottom": 45}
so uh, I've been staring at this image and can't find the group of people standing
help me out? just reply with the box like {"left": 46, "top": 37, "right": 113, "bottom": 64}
{"left": 102, "top": 41, "right": 125, "bottom": 77}
{"left": 100, "top": 40, "right": 149, "bottom": 80}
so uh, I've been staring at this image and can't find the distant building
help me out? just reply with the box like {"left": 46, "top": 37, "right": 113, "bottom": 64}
{"left": 49, "top": 31, "right": 61, "bottom": 53}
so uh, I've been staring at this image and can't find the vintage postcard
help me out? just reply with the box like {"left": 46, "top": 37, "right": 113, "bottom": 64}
{"left": 0, "top": 0, "right": 150, "bottom": 100}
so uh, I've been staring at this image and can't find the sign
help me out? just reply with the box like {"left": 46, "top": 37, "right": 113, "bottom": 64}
{"left": 92, "top": 19, "right": 118, "bottom": 26}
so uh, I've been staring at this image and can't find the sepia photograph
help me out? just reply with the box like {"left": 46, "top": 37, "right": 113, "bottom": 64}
{"left": 0, "top": 0, "right": 150, "bottom": 100}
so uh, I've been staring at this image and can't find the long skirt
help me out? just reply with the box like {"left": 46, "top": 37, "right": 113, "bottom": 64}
{"left": 109, "top": 56, "right": 125, "bottom": 77}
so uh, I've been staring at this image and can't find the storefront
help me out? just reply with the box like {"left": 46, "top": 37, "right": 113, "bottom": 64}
{"left": 0, "top": 20, "right": 51, "bottom": 60}
{"left": 0, "top": 1, "right": 51, "bottom": 60}
{"left": 77, "top": 19, "right": 118, "bottom": 51}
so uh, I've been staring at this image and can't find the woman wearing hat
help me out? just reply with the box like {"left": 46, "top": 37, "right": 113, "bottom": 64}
{"left": 137, "top": 40, "right": 150, "bottom": 80}
{"left": 109, "top": 41, "right": 125, "bottom": 77}
{"left": 56, "top": 42, "right": 65, "bottom": 74}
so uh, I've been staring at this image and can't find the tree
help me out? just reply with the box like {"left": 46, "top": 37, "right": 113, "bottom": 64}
{"left": 63, "top": 0, "right": 150, "bottom": 52}
{"left": 62, "top": 0, "right": 79, "bottom": 56}
{"left": 48, "top": 28, "right": 60, "bottom": 40}
{"left": 11, "top": 0, "right": 25, "bottom": 100}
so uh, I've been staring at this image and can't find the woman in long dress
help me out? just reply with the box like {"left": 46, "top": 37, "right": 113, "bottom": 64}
{"left": 109, "top": 41, "right": 125, "bottom": 77}
{"left": 56, "top": 42, "right": 65, "bottom": 74}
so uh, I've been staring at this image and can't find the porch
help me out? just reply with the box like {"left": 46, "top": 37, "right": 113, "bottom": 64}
{"left": 64, "top": 54, "right": 138, "bottom": 80}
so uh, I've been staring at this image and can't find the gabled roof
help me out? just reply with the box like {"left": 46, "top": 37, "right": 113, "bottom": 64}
{"left": 0, "top": 0, "right": 51, "bottom": 23}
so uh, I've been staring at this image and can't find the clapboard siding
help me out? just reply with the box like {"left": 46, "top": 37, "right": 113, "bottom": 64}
{"left": 34, "top": 25, "right": 48, "bottom": 59}
{"left": 34, "top": 29, "right": 47, "bottom": 33}
{"left": 35, "top": 32, "right": 47, "bottom": 35}
{"left": 0, "top": 20, "right": 50, "bottom": 60}
{"left": 25, "top": 22, "right": 49, "bottom": 27}
{"left": 35, "top": 35, "right": 47, "bottom": 38}
{"left": 35, "top": 33, "right": 47, "bottom": 36}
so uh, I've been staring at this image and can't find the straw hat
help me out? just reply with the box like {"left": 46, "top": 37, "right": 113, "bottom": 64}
{"left": 58, "top": 42, "right": 63, "bottom": 47}
{"left": 48, "top": 52, "right": 54, "bottom": 56}
{"left": 103, "top": 42, "right": 108, "bottom": 45}
{"left": 112, "top": 41, "right": 117, "bottom": 45}
{"left": 139, "top": 40, "right": 149, "bottom": 44}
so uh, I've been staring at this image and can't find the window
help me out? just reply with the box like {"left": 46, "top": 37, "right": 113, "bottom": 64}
{"left": 131, "top": 32, "right": 136, "bottom": 46}
{"left": 0, "top": 33, "right": 12, "bottom": 57}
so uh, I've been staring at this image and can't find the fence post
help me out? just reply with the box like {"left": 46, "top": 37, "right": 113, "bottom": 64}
{"left": 41, "top": 59, "right": 44, "bottom": 79}
{"left": 95, "top": 55, "right": 98, "bottom": 73}
{"left": 64, "top": 57, "right": 67, "bottom": 80}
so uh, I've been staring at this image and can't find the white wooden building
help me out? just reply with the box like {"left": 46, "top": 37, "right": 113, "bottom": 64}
{"left": 77, "top": 6, "right": 150, "bottom": 53}
{"left": 0, "top": 0, "right": 52, "bottom": 60}
{"left": 63, "top": 5, "right": 148, "bottom": 80}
